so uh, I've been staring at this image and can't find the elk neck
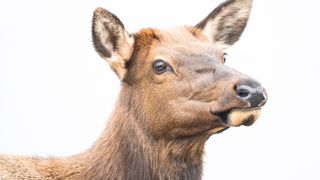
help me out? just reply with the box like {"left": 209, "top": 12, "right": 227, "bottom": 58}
{"left": 78, "top": 84, "right": 206, "bottom": 180}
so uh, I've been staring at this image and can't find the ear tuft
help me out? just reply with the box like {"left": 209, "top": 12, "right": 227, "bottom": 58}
{"left": 196, "top": 0, "right": 253, "bottom": 50}
{"left": 92, "top": 8, "right": 134, "bottom": 80}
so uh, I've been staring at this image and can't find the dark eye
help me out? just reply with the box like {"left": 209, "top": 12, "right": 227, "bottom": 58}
{"left": 153, "top": 60, "right": 170, "bottom": 74}
{"left": 223, "top": 52, "right": 228, "bottom": 63}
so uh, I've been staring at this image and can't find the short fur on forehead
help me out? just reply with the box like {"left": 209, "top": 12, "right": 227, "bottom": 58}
{"left": 133, "top": 27, "right": 209, "bottom": 53}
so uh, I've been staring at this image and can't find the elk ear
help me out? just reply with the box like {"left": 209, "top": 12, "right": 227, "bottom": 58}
{"left": 92, "top": 8, "right": 134, "bottom": 80}
{"left": 196, "top": 0, "right": 253, "bottom": 50}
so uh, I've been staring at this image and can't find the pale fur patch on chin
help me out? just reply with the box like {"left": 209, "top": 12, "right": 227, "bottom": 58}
{"left": 227, "top": 108, "right": 261, "bottom": 127}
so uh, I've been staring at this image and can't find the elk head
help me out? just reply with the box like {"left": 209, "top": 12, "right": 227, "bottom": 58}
{"left": 92, "top": 0, "right": 267, "bottom": 141}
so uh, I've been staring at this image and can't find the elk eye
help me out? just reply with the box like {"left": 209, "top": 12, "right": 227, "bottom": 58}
{"left": 223, "top": 52, "right": 228, "bottom": 63}
{"left": 153, "top": 60, "right": 170, "bottom": 74}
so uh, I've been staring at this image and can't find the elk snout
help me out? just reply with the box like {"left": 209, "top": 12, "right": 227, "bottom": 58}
{"left": 235, "top": 80, "right": 267, "bottom": 107}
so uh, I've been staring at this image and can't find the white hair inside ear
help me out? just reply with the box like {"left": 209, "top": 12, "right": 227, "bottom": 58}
{"left": 196, "top": 0, "right": 253, "bottom": 50}
{"left": 92, "top": 8, "right": 135, "bottom": 80}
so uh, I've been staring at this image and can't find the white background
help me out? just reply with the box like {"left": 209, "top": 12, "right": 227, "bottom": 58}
{"left": 0, "top": 0, "right": 319, "bottom": 179}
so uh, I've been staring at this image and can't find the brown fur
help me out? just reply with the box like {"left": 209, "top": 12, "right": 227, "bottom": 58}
{"left": 0, "top": 0, "right": 266, "bottom": 179}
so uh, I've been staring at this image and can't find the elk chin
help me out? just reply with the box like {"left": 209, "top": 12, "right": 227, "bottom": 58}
{"left": 220, "top": 108, "right": 261, "bottom": 127}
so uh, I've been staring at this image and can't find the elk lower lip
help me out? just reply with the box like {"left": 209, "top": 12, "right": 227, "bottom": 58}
{"left": 227, "top": 107, "right": 261, "bottom": 127}
{"left": 242, "top": 117, "right": 255, "bottom": 126}
{"left": 215, "top": 107, "right": 261, "bottom": 127}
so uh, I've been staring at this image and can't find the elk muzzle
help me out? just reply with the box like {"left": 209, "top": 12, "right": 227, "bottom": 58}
{"left": 219, "top": 79, "right": 267, "bottom": 127}
{"left": 235, "top": 80, "right": 267, "bottom": 107}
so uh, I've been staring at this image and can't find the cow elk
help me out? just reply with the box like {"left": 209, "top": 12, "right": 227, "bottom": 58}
{"left": 0, "top": 0, "right": 267, "bottom": 179}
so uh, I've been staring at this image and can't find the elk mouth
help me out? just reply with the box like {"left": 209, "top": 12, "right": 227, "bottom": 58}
{"left": 215, "top": 107, "right": 261, "bottom": 127}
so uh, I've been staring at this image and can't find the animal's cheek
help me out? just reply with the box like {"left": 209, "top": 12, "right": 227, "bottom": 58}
{"left": 177, "top": 73, "right": 215, "bottom": 95}
{"left": 157, "top": 99, "right": 224, "bottom": 139}
{"left": 167, "top": 98, "right": 214, "bottom": 123}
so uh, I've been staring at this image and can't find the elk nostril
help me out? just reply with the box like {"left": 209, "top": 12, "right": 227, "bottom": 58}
{"left": 237, "top": 89, "right": 250, "bottom": 98}
{"left": 234, "top": 81, "right": 267, "bottom": 107}
{"left": 236, "top": 85, "right": 252, "bottom": 99}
